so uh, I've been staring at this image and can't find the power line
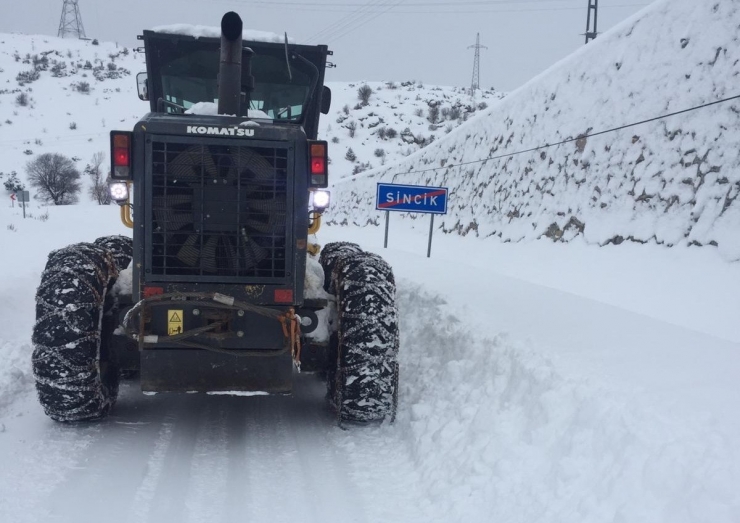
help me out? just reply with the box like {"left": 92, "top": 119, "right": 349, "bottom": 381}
{"left": 322, "top": 0, "right": 406, "bottom": 42}
{"left": 366, "top": 93, "right": 740, "bottom": 179}
{"left": 306, "top": 0, "right": 405, "bottom": 43}
{"left": 229, "top": 0, "right": 615, "bottom": 6}
{"left": 306, "top": 0, "right": 380, "bottom": 43}
{"left": 218, "top": 0, "right": 646, "bottom": 12}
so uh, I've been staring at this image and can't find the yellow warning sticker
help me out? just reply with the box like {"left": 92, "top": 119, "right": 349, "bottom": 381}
{"left": 168, "top": 310, "right": 183, "bottom": 335}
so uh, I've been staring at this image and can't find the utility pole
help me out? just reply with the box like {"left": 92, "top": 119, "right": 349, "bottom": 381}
{"left": 58, "top": 0, "right": 87, "bottom": 39}
{"left": 584, "top": 0, "right": 599, "bottom": 44}
{"left": 467, "top": 33, "right": 488, "bottom": 97}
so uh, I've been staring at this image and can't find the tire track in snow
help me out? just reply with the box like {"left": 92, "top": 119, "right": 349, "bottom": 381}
{"left": 139, "top": 395, "right": 208, "bottom": 523}
{"left": 219, "top": 399, "right": 253, "bottom": 523}
{"left": 217, "top": 380, "right": 369, "bottom": 523}
{"left": 183, "top": 403, "right": 229, "bottom": 523}
{"left": 126, "top": 412, "right": 176, "bottom": 523}
{"left": 239, "top": 395, "right": 312, "bottom": 523}
{"left": 36, "top": 383, "right": 180, "bottom": 523}
{"left": 0, "top": 417, "right": 98, "bottom": 523}
{"left": 283, "top": 375, "right": 370, "bottom": 523}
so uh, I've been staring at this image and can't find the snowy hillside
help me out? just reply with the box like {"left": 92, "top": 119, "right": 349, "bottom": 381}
{"left": 0, "top": 33, "right": 145, "bottom": 194}
{"left": 319, "top": 81, "right": 502, "bottom": 178}
{"left": 327, "top": 0, "right": 740, "bottom": 260}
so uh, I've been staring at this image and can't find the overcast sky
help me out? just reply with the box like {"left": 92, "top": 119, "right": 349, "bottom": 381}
{"left": 1, "top": 0, "right": 651, "bottom": 91}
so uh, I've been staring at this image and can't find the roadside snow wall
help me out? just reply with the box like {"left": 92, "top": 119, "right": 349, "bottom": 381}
{"left": 327, "top": 0, "right": 740, "bottom": 260}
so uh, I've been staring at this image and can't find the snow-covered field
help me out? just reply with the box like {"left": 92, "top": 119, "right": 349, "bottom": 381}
{"left": 1, "top": 206, "right": 739, "bottom": 522}
{"left": 1, "top": 0, "right": 740, "bottom": 521}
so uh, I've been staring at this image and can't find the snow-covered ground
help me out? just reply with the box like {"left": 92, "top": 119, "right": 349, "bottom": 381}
{"left": 1, "top": 206, "right": 739, "bottom": 522}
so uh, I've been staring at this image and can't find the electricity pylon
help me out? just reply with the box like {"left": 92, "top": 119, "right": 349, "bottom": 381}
{"left": 58, "top": 0, "right": 86, "bottom": 39}
{"left": 468, "top": 33, "right": 488, "bottom": 97}
{"left": 585, "top": 0, "right": 598, "bottom": 43}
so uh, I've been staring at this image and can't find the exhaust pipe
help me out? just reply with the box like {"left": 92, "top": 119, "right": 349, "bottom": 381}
{"left": 218, "top": 12, "right": 243, "bottom": 116}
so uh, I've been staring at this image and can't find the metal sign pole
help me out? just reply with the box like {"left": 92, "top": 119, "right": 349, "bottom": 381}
{"left": 22, "top": 199, "right": 26, "bottom": 219}
{"left": 427, "top": 214, "right": 435, "bottom": 258}
{"left": 384, "top": 210, "right": 389, "bottom": 248}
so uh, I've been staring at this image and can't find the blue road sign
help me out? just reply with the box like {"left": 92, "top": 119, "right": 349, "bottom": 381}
{"left": 376, "top": 183, "right": 448, "bottom": 214}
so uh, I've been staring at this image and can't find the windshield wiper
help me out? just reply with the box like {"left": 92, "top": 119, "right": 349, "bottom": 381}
{"left": 284, "top": 33, "right": 293, "bottom": 82}
{"left": 156, "top": 98, "right": 187, "bottom": 113}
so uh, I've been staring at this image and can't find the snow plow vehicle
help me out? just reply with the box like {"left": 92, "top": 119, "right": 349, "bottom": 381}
{"left": 31, "top": 13, "right": 399, "bottom": 423}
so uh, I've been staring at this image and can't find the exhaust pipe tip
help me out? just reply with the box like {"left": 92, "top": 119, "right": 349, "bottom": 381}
{"left": 218, "top": 12, "right": 243, "bottom": 116}
{"left": 221, "top": 12, "right": 243, "bottom": 42}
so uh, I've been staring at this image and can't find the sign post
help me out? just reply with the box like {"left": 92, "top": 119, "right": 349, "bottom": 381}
{"left": 18, "top": 190, "right": 30, "bottom": 219}
{"left": 427, "top": 214, "right": 435, "bottom": 258}
{"left": 10, "top": 193, "right": 16, "bottom": 208}
{"left": 384, "top": 210, "right": 390, "bottom": 248}
{"left": 376, "top": 183, "right": 448, "bottom": 258}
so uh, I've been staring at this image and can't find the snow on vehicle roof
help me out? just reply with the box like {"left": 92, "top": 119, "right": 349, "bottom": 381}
{"left": 184, "top": 102, "right": 270, "bottom": 120}
{"left": 150, "top": 24, "right": 295, "bottom": 44}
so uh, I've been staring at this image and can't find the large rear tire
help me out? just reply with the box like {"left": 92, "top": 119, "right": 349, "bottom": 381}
{"left": 322, "top": 245, "right": 399, "bottom": 422}
{"left": 32, "top": 243, "right": 122, "bottom": 421}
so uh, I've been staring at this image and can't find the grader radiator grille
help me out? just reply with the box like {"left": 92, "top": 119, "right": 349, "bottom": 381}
{"left": 147, "top": 139, "right": 290, "bottom": 281}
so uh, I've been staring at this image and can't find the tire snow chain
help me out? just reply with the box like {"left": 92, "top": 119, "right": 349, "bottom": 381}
{"left": 33, "top": 248, "right": 118, "bottom": 370}
{"left": 121, "top": 292, "right": 298, "bottom": 358}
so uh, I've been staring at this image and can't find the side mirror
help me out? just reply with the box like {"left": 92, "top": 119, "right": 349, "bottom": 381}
{"left": 136, "top": 72, "right": 149, "bottom": 101}
{"left": 320, "top": 86, "right": 331, "bottom": 114}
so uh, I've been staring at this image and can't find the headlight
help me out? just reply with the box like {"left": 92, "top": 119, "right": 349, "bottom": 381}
{"left": 311, "top": 190, "right": 330, "bottom": 210}
{"left": 110, "top": 182, "right": 129, "bottom": 202}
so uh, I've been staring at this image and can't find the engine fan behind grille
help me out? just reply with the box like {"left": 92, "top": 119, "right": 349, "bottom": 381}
{"left": 149, "top": 140, "right": 289, "bottom": 279}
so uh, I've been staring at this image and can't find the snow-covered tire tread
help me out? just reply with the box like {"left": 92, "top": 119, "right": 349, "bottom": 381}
{"left": 32, "top": 242, "right": 121, "bottom": 422}
{"left": 318, "top": 241, "right": 363, "bottom": 293}
{"left": 324, "top": 247, "right": 399, "bottom": 422}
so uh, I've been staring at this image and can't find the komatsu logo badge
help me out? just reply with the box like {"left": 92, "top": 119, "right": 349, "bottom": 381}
{"left": 186, "top": 126, "right": 255, "bottom": 137}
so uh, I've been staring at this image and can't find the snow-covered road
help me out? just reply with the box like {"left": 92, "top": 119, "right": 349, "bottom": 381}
{"left": 1, "top": 206, "right": 739, "bottom": 522}
{"left": 1, "top": 375, "right": 431, "bottom": 523}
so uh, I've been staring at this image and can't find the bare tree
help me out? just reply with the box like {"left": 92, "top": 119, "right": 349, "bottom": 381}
{"left": 26, "top": 153, "right": 81, "bottom": 205}
{"left": 427, "top": 103, "right": 440, "bottom": 124}
{"left": 357, "top": 84, "right": 373, "bottom": 106}
{"left": 86, "top": 151, "right": 111, "bottom": 204}
{"left": 346, "top": 120, "right": 357, "bottom": 138}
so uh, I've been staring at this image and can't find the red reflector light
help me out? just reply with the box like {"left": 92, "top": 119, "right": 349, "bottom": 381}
{"left": 311, "top": 157, "right": 326, "bottom": 174}
{"left": 308, "top": 141, "right": 328, "bottom": 188}
{"left": 143, "top": 286, "right": 164, "bottom": 298}
{"left": 114, "top": 148, "right": 130, "bottom": 166}
{"left": 274, "top": 289, "right": 293, "bottom": 303}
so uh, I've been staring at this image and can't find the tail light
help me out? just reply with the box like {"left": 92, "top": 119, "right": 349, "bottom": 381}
{"left": 111, "top": 131, "right": 133, "bottom": 180}
{"left": 308, "top": 141, "right": 328, "bottom": 188}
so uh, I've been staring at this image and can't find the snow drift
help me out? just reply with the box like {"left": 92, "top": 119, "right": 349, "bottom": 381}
{"left": 327, "top": 0, "right": 740, "bottom": 259}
